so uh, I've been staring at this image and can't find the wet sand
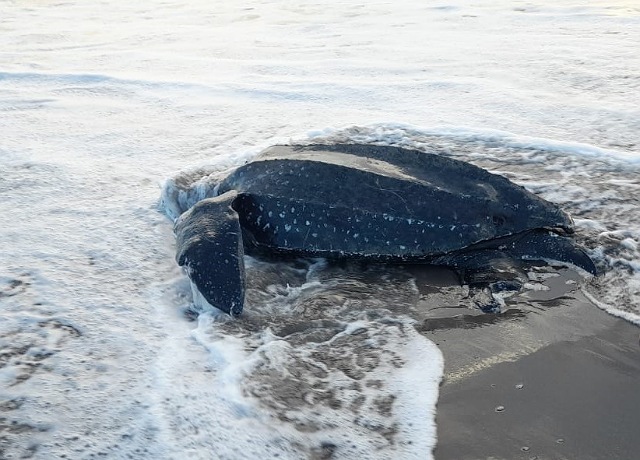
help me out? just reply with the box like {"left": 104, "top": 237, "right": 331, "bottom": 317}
{"left": 418, "top": 272, "right": 640, "bottom": 460}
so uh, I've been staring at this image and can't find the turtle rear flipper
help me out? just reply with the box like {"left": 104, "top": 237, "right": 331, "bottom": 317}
{"left": 431, "top": 229, "right": 597, "bottom": 312}
{"left": 174, "top": 191, "right": 246, "bottom": 316}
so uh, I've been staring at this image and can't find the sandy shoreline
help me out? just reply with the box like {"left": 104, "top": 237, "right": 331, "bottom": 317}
{"left": 421, "top": 273, "right": 640, "bottom": 460}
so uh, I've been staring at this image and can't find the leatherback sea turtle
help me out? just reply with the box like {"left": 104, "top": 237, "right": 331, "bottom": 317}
{"left": 174, "top": 143, "right": 596, "bottom": 316}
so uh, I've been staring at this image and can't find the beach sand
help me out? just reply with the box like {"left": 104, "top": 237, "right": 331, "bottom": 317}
{"left": 419, "top": 271, "right": 640, "bottom": 460}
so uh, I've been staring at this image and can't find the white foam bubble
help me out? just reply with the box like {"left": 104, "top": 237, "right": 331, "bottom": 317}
{"left": 582, "top": 289, "right": 640, "bottom": 327}
{"left": 185, "top": 312, "right": 443, "bottom": 459}
{"left": 308, "top": 122, "right": 640, "bottom": 165}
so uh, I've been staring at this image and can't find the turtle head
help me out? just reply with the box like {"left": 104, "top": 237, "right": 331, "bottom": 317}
{"left": 489, "top": 202, "right": 574, "bottom": 238}
{"left": 477, "top": 175, "right": 575, "bottom": 239}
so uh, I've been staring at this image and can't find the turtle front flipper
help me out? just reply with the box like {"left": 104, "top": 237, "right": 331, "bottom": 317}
{"left": 174, "top": 191, "right": 246, "bottom": 316}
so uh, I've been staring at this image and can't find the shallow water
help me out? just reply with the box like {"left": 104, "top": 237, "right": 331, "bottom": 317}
{"left": 1, "top": 0, "right": 639, "bottom": 458}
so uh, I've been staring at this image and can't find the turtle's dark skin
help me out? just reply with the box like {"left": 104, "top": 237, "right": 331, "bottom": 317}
{"left": 174, "top": 143, "right": 597, "bottom": 316}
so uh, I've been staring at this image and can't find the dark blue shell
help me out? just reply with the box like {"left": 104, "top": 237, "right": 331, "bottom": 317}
{"left": 216, "top": 143, "right": 572, "bottom": 260}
